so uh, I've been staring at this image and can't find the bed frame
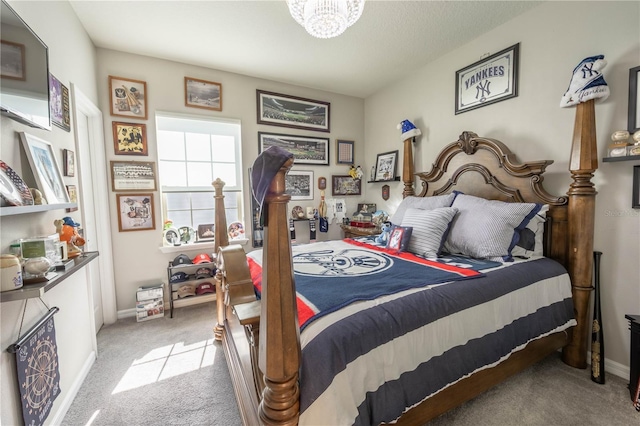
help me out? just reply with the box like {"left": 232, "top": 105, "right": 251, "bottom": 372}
{"left": 213, "top": 100, "right": 599, "bottom": 425}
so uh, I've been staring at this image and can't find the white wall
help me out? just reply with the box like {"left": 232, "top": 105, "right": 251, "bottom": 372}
{"left": 364, "top": 1, "right": 640, "bottom": 372}
{"left": 95, "top": 49, "right": 365, "bottom": 314}
{"left": 0, "top": 2, "right": 100, "bottom": 424}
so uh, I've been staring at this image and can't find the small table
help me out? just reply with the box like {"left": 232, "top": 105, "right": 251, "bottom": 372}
{"left": 626, "top": 314, "right": 640, "bottom": 401}
{"left": 340, "top": 224, "right": 380, "bottom": 239}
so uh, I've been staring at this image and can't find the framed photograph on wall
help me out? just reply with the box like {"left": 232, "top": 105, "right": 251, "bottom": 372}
{"left": 332, "top": 175, "right": 361, "bottom": 196}
{"left": 109, "top": 75, "right": 147, "bottom": 120}
{"left": 285, "top": 170, "right": 314, "bottom": 201}
{"left": 49, "top": 73, "right": 71, "bottom": 131}
{"left": 185, "top": 77, "right": 222, "bottom": 111}
{"left": 374, "top": 150, "right": 398, "bottom": 181}
{"left": 65, "top": 185, "right": 78, "bottom": 212}
{"left": 110, "top": 160, "right": 157, "bottom": 191}
{"left": 455, "top": 43, "right": 519, "bottom": 114}
{"left": 336, "top": 139, "right": 354, "bottom": 164}
{"left": 0, "top": 40, "right": 25, "bottom": 80}
{"left": 257, "top": 90, "right": 330, "bottom": 132}
{"left": 19, "top": 132, "right": 70, "bottom": 204}
{"left": 628, "top": 66, "right": 640, "bottom": 133}
{"left": 112, "top": 121, "right": 148, "bottom": 155}
{"left": 258, "top": 131, "right": 329, "bottom": 165}
{"left": 63, "top": 149, "right": 75, "bottom": 177}
{"left": 116, "top": 193, "right": 155, "bottom": 232}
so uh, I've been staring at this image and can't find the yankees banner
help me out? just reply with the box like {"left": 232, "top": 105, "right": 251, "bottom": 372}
{"left": 8, "top": 308, "right": 61, "bottom": 426}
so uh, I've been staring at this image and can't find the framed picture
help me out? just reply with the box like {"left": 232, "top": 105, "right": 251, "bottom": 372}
{"left": 63, "top": 149, "right": 75, "bottom": 177}
{"left": 633, "top": 165, "right": 640, "bottom": 209}
{"left": 285, "top": 170, "right": 314, "bottom": 201}
{"left": 108, "top": 75, "right": 147, "bottom": 120}
{"left": 112, "top": 121, "right": 148, "bottom": 155}
{"left": 257, "top": 90, "right": 330, "bottom": 132}
{"left": 336, "top": 139, "right": 354, "bottom": 164}
{"left": 19, "top": 132, "right": 70, "bottom": 204}
{"left": 628, "top": 66, "right": 640, "bottom": 133}
{"left": 0, "top": 40, "right": 25, "bottom": 80}
{"left": 258, "top": 131, "right": 329, "bottom": 166}
{"left": 110, "top": 160, "right": 157, "bottom": 191}
{"left": 65, "top": 185, "right": 78, "bottom": 212}
{"left": 332, "top": 175, "right": 361, "bottom": 196}
{"left": 455, "top": 43, "right": 519, "bottom": 115}
{"left": 318, "top": 176, "right": 326, "bottom": 190}
{"left": 357, "top": 203, "right": 376, "bottom": 214}
{"left": 387, "top": 227, "right": 407, "bottom": 252}
{"left": 197, "top": 223, "right": 215, "bottom": 241}
{"left": 49, "top": 73, "right": 71, "bottom": 131}
{"left": 116, "top": 193, "right": 155, "bottom": 232}
{"left": 374, "top": 150, "right": 398, "bottom": 181}
{"left": 185, "top": 77, "right": 222, "bottom": 111}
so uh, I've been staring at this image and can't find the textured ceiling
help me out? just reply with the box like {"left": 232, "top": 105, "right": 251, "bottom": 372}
{"left": 69, "top": 0, "right": 542, "bottom": 98}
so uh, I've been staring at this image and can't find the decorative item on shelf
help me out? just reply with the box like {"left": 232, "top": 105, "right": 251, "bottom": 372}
{"left": 29, "top": 188, "right": 45, "bottom": 205}
{"left": 23, "top": 256, "right": 53, "bottom": 281}
{"left": 0, "top": 160, "right": 34, "bottom": 207}
{"left": 1, "top": 254, "right": 22, "bottom": 292}
{"left": 371, "top": 210, "right": 389, "bottom": 227}
{"left": 286, "top": 0, "right": 365, "bottom": 39}
{"left": 292, "top": 205, "right": 305, "bottom": 220}
{"left": 20, "top": 132, "right": 70, "bottom": 204}
{"left": 374, "top": 150, "right": 399, "bottom": 181}
{"left": 629, "top": 130, "right": 640, "bottom": 156}
{"left": 228, "top": 221, "right": 245, "bottom": 240}
{"left": 54, "top": 217, "right": 85, "bottom": 258}
{"left": 197, "top": 223, "right": 215, "bottom": 242}
{"left": 179, "top": 226, "right": 196, "bottom": 244}
{"left": 608, "top": 130, "right": 630, "bottom": 157}
{"left": 164, "top": 227, "right": 180, "bottom": 246}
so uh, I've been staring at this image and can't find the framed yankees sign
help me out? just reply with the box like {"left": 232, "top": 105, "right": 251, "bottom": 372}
{"left": 455, "top": 43, "right": 519, "bottom": 114}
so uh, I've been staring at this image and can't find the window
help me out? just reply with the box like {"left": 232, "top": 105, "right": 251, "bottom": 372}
{"left": 156, "top": 112, "right": 243, "bottom": 233}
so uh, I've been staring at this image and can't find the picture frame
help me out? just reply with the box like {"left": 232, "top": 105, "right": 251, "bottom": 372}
{"left": 49, "top": 73, "right": 71, "bottom": 131}
{"left": 63, "top": 149, "right": 75, "bottom": 177}
{"left": 112, "top": 121, "right": 148, "bottom": 155}
{"left": 116, "top": 193, "right": 155, "bottom": 232}
{"left": 110, "top": 160, "right": 157, "bottom": 191}
{"left": 108, "top": 75, "right": 147, "bottom": 120}
{"left": 357, "top": 203, "right": 376, "bottom": 214}
{"left": 387, "top": 227, "right": 407, "bottom": 252}
{"left": 0, "top": 40, "right": 25, "bottom": 80}
{"left": 197, "top": 223, "right": 215, "bottom": 241}
{"left": 628, "top": 66, "right": 640, "bottom": 133}
{"left": 633, "top": 166, "right": 640, "bottom": 209}
{"left": 336, "top": 139, "right": 354, "bottom": 164}
{"left": 258, "top": 131, "right": 329, "bottom": 166}
{"left": 374, "top": 150, "right": 398, "bottom": 181}
{"left": 65, "top": 185, "right": 78, "bottom": 212}
{"left": 19, "top": 132, "right": 70, "bottom": 204}
{"left": 455, "top": 43, "right": 519, "bottom": 115}
{"left": 332, "top": 175, "right": 361, "bottom": 196}
{"left": 184, "top": 77, "right": 222, "bottom": 111}
{"left": 257, "top": 90, "right": 330, "bottom": 132}
{"left": 285, "top": 170, "right": 314, "bottom": 201}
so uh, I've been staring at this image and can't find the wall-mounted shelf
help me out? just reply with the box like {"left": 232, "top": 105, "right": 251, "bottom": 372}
{"left": 0, "top": 203, "right": 77, "bottom": 217}
{"left": 367, "top": 177, "right": 400, "bottom": 183}
{"left": 602, "top": 155, "right": 640, "bottom": 162}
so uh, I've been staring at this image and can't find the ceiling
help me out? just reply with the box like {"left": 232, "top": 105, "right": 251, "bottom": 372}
{"left": 68, "top": 0, "right": 542, "bottom": 98}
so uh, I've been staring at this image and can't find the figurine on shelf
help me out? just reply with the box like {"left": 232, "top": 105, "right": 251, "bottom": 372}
{"left": 30, "top": 188, "right": 46, "bottom": 205}
{"left": 608, "top": 130, "right": 630, "bottom": 157}
{"left": 54, "top": 217, "right": 86, "bottom": 258}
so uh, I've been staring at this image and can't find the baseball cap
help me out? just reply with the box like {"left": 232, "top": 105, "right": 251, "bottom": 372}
{"left": 170, "top": 272, "right": 189, "bottom": 283}
{"left": 195, "top": 267, "right": 214, "bottom": 279}
{"left": 192, "top": 253, "right": 212, "bottom": 264}
{"left": 173, "top": 254, "right": 192, "bottom": 266}
{"left": 177, "top": 283, "right": 196, "bottom": 298}
{"left": 196, "top": 282, "right": 215, "bottom": 295}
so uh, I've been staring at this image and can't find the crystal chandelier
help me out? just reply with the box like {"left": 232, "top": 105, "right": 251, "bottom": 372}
{"left": 287, "top": 0, "right": 365, "bottom": 39}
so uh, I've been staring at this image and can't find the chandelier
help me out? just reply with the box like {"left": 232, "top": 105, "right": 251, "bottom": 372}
{"left": 287, "top": 0, "right": 365, "bottom": 39}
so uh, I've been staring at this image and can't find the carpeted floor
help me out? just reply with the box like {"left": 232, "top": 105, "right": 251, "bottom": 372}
{"left": 64, "top": 302, "right": 638, "bottom": 425}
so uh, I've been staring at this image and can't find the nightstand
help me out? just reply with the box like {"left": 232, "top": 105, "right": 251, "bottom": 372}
{"left": 626, "top": 314, "right": 640, "bottom": 400}
{"left": 340, "top": 224, "right": 380, "bottom": 239}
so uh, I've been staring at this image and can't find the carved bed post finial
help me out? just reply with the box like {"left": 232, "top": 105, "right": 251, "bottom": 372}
{"left": 398, "top": 120, "right": 422, "bottom": 198}
{"left": 562, "top": 99, "right": 599, "bottom": 369}
{"left": 258, "top": 158, "right": 300, "bottom": 426}
{"left": 213, "top": 178, "right": 228, "bottom": 341}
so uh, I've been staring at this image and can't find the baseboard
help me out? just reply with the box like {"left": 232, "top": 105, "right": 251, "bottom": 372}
{"left": 587, "top": 350, "right": 630, "bottom": 380}
{"left": 118, "top": 308, "right": 137, "bottom": 319}
{"left": 49, "top": 350, "right": 96, "bottom": 425}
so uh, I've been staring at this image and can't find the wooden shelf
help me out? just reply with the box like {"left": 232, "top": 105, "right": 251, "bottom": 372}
{"left": 0, "top": 203, "right": 77, "bottom": 216}
{"left": 602, "top": 155, "right": 640, "bottom": 162}
{"left": 367, "top": 177, "right": 400, "bottom": 183}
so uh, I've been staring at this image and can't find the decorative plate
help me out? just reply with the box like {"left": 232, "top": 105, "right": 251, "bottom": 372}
{"left": 228, "top": 221, "right": 245, "bottom": 240}
{"left": 0, "top": 160, "right": 34, "bottom": 206}
{"left": 291, "top": 205, "right": 305, "bottom": 219}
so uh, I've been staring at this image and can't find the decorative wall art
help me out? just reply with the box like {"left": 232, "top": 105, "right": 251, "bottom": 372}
{"left": 629, "top": 66, "right": 640, "bottom": 133}
{"left": 116, "top": 193, "right": 155, "bottom": 232}
{"left": 336, "top": 139, "right": 354, "bottom": 164}
{"left": 110, "top": 160, "right": 157, "bottom": 191}
{"left": 49, "top": 73, "right": 70, "bottom": 131}
{"left": 374, "top": 150, "right": 398, "bottom": 181}
{"left": 19, "top": 132, "right": 70, "bottom": 204}
{"left": 285, "top": 170, "right": 314, "bottom": 200}
{"left": 112, "top": 121, "right": 148, "bottom": 155}
{"left": 455, "top": 43, "right": 520, "bottom": 114}
{"left": 0, "top": 40, "right": 25, "bottom": 80}
{"left": 258, "top": 131, "right": 329, "bottom": 165}
{"left": 332, "top": 175, "right": 361, "bottom": 196}
{"left": 257, "top": 90, "right": 330, "bottom": 132}
{"left": 109, "top": 75, "right": 147, "bottom": 119}
{"left": 63, "top": 149, "right": 75, "bottom": 177}
{"left": 185, "top": 77, "right": 222, "bottom": 111}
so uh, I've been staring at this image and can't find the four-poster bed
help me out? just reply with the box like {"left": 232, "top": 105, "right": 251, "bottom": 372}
{"left": 211, "top": 101, "right": 598, "bottom": 425}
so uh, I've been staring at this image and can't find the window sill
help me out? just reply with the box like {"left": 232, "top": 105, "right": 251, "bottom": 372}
{"left": 158, "top": 238, "right": 248, "bottom": 254}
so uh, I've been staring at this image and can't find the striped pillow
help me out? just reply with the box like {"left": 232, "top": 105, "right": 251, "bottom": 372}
{"left": 444, "top": 194, "right": 542, "bottom": 261}
{"left": 389, "top": 192, "right": 458, "bottom": 225}
{"left": 401, "top": 207, "right": 459, "bottom": 258}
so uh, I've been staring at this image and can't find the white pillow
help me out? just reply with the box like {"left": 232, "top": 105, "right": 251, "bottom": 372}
{"left": 512, "top": 205, "right": 548, "bottom": 258}
{"left": 401, "top": 207, "right": 459, "bottom": 258}
{"left": 444, "top": 194, "right": 542, "bottom": 261}
{"left": 390, "top": 192, "right": 458, "bottom": 225}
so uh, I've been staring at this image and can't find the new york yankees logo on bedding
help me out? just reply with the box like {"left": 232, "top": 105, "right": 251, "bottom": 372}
{"left": 292, "top": 248, "right": 392, "bottom": 277}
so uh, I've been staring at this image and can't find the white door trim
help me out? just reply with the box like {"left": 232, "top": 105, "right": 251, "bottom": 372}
{"left": 71, "top": 84, "right": 118, "bottom": 326}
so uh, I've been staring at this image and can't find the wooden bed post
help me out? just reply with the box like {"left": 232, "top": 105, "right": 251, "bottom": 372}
{"left": 402, "top": 136, "right": 415, "bottom": 198}
{"left": 562, "top": 99, "right": 598, "bottom": 369}
{"left": 213, "top": 178, "right": 229, "bottom": 341}
{"left": 258, "top": 158, "right": 301, "bottom": 425}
